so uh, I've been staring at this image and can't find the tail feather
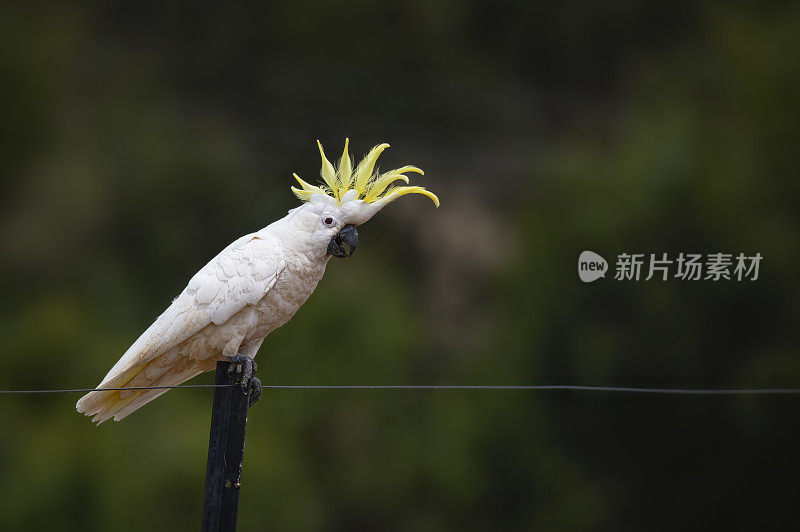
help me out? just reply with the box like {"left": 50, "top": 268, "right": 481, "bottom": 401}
{"left": 75, "top": 364, "right": 146, "bottom": 417}
{"left": 92, "top": 394, "right": 138, "bottom": 425}
{"left": 76, "top": 352, "right": 203, "bottom": 424}
{"left": 111, "top": 366, "right": 202, "bottom": 422}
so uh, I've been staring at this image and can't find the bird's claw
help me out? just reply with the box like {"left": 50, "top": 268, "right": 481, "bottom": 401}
{"left": 227, "top": 353, "right": 261, "bottom": 406}
{"left": 248, "top": 377, "right": 262, "bottom": 407}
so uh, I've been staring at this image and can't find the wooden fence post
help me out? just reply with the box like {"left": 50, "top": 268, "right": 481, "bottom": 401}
{"left": 201, "top": 361, "right": 251, "bottom": 532}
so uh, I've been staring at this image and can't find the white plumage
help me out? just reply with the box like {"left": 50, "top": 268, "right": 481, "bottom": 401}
{"left": 77, "top": 228, "right": 297, "bottom": 423}
{"left": 76, "top": 140, "right": 438, "bottom": 423}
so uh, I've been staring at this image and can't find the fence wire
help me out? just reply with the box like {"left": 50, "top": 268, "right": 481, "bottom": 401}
{"left": 2, "top": 384, "right": 800, "bottom": 395}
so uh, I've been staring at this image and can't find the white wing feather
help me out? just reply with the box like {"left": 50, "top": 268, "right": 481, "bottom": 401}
{"left": 99, "top": 231, "right": 285, "bottom": 384}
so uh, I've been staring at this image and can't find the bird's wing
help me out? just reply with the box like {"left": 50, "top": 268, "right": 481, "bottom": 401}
{"left": 99, "top": 232, "right": 285, "bottom": 384}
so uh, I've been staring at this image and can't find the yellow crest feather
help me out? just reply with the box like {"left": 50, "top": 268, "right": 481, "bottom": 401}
{"left": 292, "top": 139, "right": 439, "bottom": 207}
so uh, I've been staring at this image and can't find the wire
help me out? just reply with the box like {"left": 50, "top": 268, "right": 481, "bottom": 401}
{"left": 261, "top": 385, "right": 800, "bottom": 394}
{"left": 0, "top": 384, "right": 233, "bottom": 394}
{"left": 1, "top": 384, "right": 800, "bottom": 395}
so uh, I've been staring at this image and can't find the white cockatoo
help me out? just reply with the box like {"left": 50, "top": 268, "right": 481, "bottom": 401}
{"left": 77, "top": 140, "right": 438, "bottom": 423}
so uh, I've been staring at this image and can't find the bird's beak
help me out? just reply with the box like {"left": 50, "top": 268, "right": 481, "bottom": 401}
{"left": 328, "top": 225, "right": 358, "bottom": 258}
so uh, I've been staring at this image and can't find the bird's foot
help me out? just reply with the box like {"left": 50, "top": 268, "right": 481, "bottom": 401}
{"left": 227, "top": 354, "right": 262, "bottom": 407}
{"left": 248, "top": 376, "right": 262, "bottom": 407}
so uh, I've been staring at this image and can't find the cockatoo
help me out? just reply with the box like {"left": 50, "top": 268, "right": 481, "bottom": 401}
{"left": 77, "top": 140, "right": 438, "bottom": 424}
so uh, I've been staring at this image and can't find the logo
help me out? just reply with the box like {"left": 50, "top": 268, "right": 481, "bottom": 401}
{"left": 578, "top": 251, "right": 762, "bottom": 282}
{"left": 578, "top": 251, "right": 608, "bottom": 283}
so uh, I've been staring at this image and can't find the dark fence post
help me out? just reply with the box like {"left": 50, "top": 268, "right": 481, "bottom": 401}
{"left": 201, "top": 361, "right": 251, "bottom": 532}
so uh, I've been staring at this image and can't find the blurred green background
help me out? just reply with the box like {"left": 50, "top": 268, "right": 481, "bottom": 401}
{"left": 1, "top": 1, "right": 799, "bottom": 530}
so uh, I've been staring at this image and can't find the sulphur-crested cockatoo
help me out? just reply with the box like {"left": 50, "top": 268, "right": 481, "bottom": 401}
{"left": 77, "top": 140, "right": 438, "bottom": 423}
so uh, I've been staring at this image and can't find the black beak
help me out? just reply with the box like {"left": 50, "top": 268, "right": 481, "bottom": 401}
{"left": 328, "top": 225, "right": 358, "bottom": 258}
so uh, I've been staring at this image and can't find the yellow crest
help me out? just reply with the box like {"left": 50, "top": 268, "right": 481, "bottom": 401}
{"left": 291, "top": 139, "right": 440, "bottom": 207}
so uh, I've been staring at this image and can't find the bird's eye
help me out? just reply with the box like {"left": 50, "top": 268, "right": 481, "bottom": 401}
{"left": 323, "top": 216, "right": 335, "bottom": 227}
